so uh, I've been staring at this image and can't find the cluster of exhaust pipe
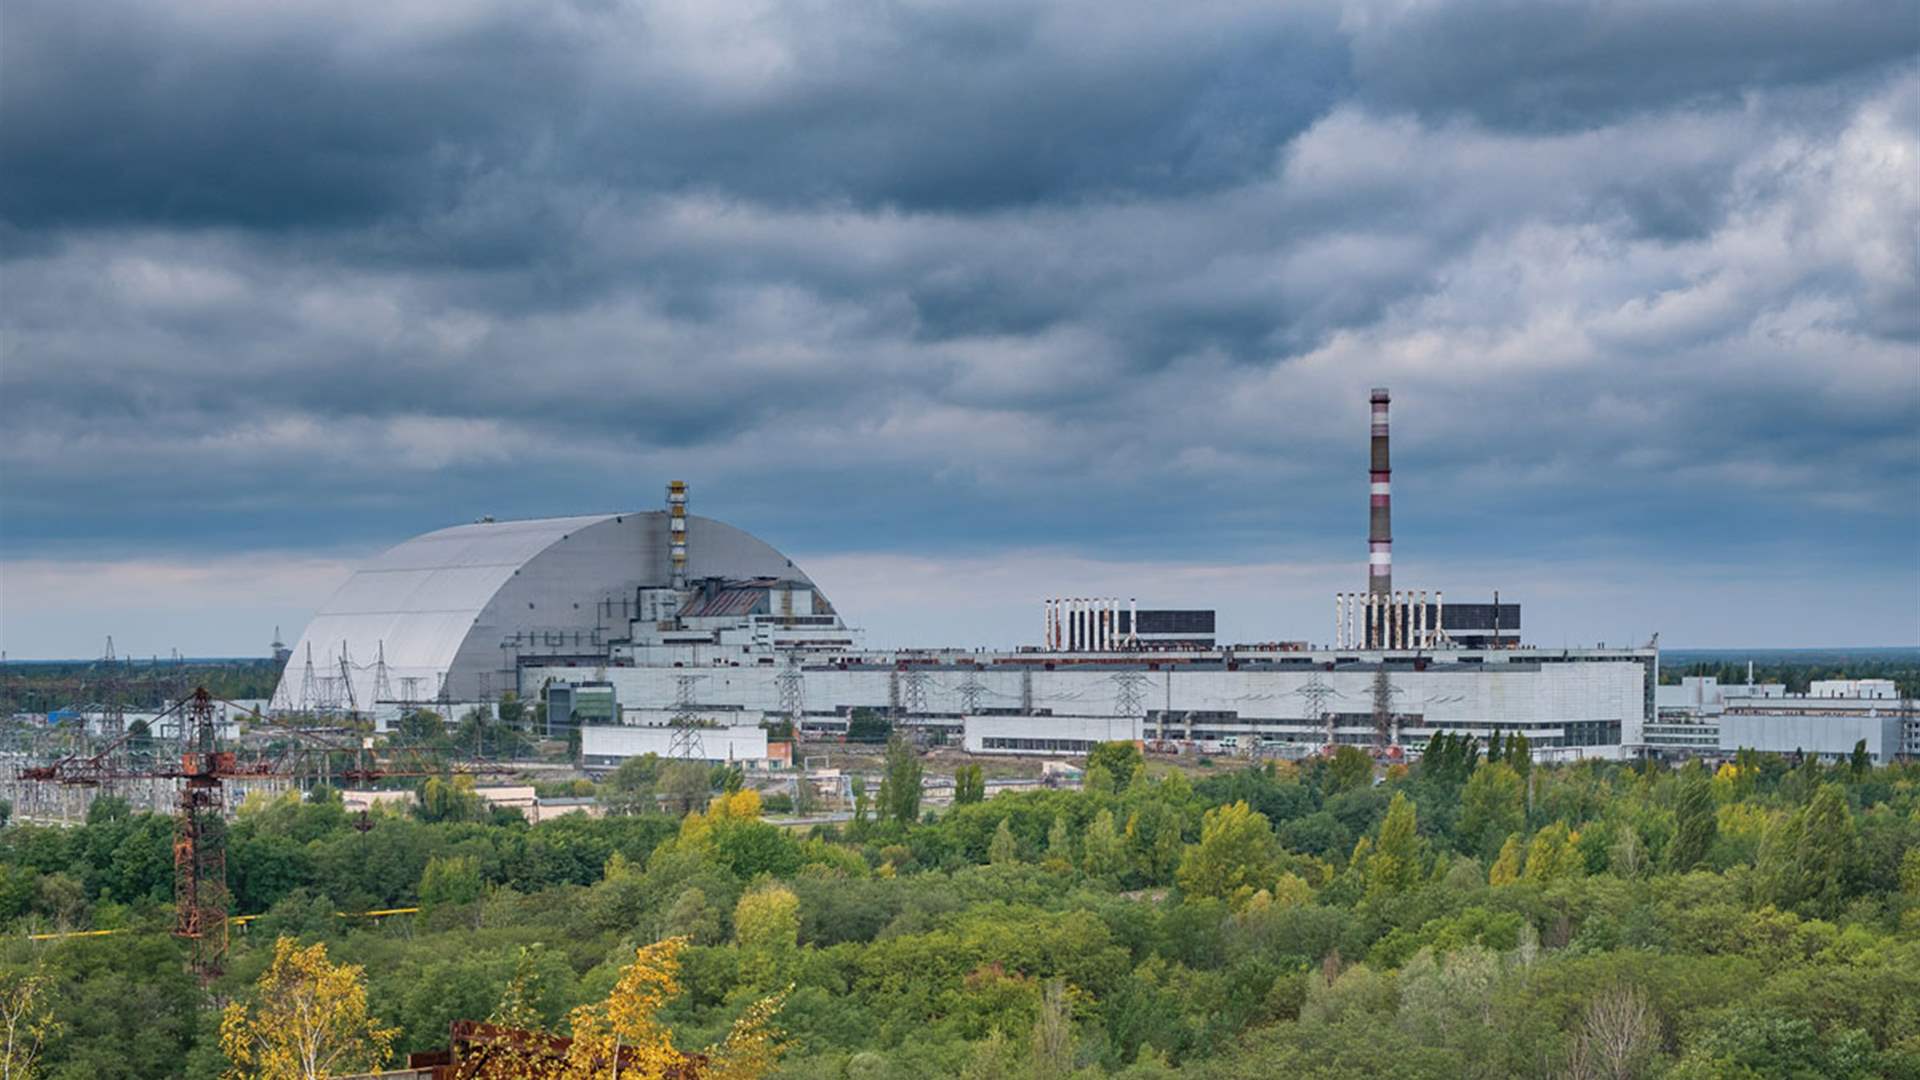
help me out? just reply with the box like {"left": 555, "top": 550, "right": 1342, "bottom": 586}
{"left": 1335, "top": 590, "right": 1445, "bottom": 650}
{"left": 1045, "top": 597, "right": 1136, "bottom": 652}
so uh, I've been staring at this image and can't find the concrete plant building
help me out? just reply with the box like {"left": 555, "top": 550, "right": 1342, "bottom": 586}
{"left": 1651, "top": 676, "right": 1915, "bottom": 764}
{"left": 520, "top": 641, "right": 1654, "bottom": 761}
{"left": 272, "top": 390, "right": 1686, "bottom": 767}
{"left": 270, "top": 504, "right": 838, "bottom": 712}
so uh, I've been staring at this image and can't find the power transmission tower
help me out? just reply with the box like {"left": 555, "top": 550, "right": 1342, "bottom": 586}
{"left": 958, "top": 670, "right": 987, "bottom": 715}
{"left": 1111, "top": 671, "right": 1150, "bottom": 743}
{"left": 901, "top": 670, "right": 929, "bottom": 715}
{"left": 299, "top": 644, "right": 318, "bottom": 713}
{"left": 1297, "top": 674, "right": 1337, "bottom": 746}
{"left": 372, "top": 641, "right": 393, "bottom": 704}
{"left": 96, "top": 636, "right": 126, "bottom": 739}
{"left": 668, "top": 674, "right": 709, "bottom": 760}
{"left": 337, "top": 643, "right": 358, "bottom": 716}
{"left": 1371, "top": 669, "right": 1401, "bottom": 752}
{"left": 776, "top": 661, "right": 805, "bottom": 729}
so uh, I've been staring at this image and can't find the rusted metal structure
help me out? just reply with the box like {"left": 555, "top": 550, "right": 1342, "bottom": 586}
{"left": 21, "top": 689, "right": 265, "bottom": 979}
{"left": 18, "top": 687, "right": 521, "bottom": 981}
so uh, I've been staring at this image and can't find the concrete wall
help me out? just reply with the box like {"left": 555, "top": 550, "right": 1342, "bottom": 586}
{"left": 1719, "top": 713, "right": 1903, "bottom": 763}
{"left": 1807, "top": 679, "right": 1899, "bottom": 699}
{"left": 580, "top": 724, "right": 769, "bottom": 768}
{"left": 964, "top": 714, "right": 1144, "bottom": 755}
{"left": 530, "top": 652, "right": 1652, "bottom": 753}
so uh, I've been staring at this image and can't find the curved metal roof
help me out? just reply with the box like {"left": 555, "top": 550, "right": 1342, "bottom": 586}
{"left": 270, "top": 510, "right": 817, "bottom": 710}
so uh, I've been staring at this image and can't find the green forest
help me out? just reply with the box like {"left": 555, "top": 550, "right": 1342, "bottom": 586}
{"left": 1, "top": 738, "right": 1916, "bottom": 1078}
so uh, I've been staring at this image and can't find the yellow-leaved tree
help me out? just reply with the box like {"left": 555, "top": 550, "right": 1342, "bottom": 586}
{"left": 496, "top": 936, "right": 787, "bottom": 1080}
{"left": 220, "top": 936, "right": 398, "bottom": 1080}
{"left": 1488, "top": 834, "right": 1525, "bottom": 887}
{"left": 0, "top": 965, "right": 60, "bottom": 1080}
{"left": 733, "top": 884, "right": 800, "bottom": 991}
{"left": 671, "top": 790, "right": 763, "bottom": 856}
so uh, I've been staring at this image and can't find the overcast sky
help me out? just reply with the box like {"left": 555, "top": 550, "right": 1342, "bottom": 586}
{"left": 2, "top": 0, "right": 1917, "bottom": 658}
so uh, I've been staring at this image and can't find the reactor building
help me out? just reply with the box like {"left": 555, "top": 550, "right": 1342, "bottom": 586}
{"left": 268, "top": 504, "right": 843, "bottom": 712}
{"left": 272, "top": 389, "right": 1664, "bottom": 763}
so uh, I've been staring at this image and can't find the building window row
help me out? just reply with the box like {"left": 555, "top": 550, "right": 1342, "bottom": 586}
{"left": 981, "top": 737, "right": 1097, "bottom": 752}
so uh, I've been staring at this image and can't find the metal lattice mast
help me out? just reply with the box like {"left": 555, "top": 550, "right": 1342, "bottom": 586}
{"left": 337, "top": 642, "right": 358, "bottom": 715}
{"left": 299, "top": 643, "right": 317, "bottom": 713}
{"left": 776, "top": 660, "right": 805, "bottom": 728}
{"left": 372, "top": 641, "right": 394, "bottom": 704}
{"left": 1112, "top": 671, "right": 1149, "bottom": 743}
{"left": 173, "top": 689, "right": 229, "bottom": 982}
{"left": 1371, "top": 668, "right": 1401, "bottom": 751}
{"left": 668, "top": 673, "right": 708, "bottom": 760}
{"left": 1297, "top": 674, "right": 1337, "bottom": 746}
{"left": 1112, "top": 672, "right": 1148, "bottom": 718}
{"left": 901, "top": 670, "right": 929, "bottom": 715}
{"left": 958, "top": 670, "right": 987, "bottom": 715}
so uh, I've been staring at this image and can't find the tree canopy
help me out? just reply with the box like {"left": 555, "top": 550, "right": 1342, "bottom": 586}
{"left": 2, "top": 743, "right": 1917, "bottom": 1079}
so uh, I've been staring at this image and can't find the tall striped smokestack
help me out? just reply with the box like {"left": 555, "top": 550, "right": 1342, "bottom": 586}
{"left": 667, "top": 480, "right": 689, "bottom": 590}
{"left": 1368, "top": 388, "right": 1391, "bottom": 615}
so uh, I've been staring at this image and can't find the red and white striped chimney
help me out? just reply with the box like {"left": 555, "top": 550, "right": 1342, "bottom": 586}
{"left": 1368, "top": 388, "right": 1392, "bottom": 619}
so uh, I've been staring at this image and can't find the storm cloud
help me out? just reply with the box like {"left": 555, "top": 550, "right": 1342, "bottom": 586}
{"left": 1, "top": 0, "right": 1916, "bottom": 653}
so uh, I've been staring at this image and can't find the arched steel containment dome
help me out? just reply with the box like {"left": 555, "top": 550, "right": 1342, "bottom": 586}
{"left": 269, "top": 511, "right": 821, "bottom": 710}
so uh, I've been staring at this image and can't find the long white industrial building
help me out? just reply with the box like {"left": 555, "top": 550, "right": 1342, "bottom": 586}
{"left": 525, "top": 643, "right": 1653, "bottom": 759}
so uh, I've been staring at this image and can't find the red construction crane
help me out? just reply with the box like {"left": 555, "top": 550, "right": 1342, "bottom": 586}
{"left": 19, "top": 687, "right": 522, "bottom": 980}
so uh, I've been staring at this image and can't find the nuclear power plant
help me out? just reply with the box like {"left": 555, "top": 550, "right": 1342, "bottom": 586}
{"left": 270, "top": 388, "right": 1661, "bottom": 764}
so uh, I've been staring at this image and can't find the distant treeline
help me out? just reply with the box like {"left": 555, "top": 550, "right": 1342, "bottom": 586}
{"left": 0, "top": 659, "right": 282, "bottom": 715}
{"left": 1658, "top": 651, "right": 1920, "bottom": 699}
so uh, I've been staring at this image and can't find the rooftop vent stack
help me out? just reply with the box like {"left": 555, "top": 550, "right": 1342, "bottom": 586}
{"left": 667, "top": 480, "right": 689, "bottom": 590}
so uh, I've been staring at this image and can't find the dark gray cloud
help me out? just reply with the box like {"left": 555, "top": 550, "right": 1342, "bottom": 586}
{"left": 0, "top": 0, "right": 1349, "bottom": 227}
{"left": 1346, "top": 0, "right": 1920, "bottom": 130}
{"left": 0, "top": 1, "right": 1916, "bottom": 652}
